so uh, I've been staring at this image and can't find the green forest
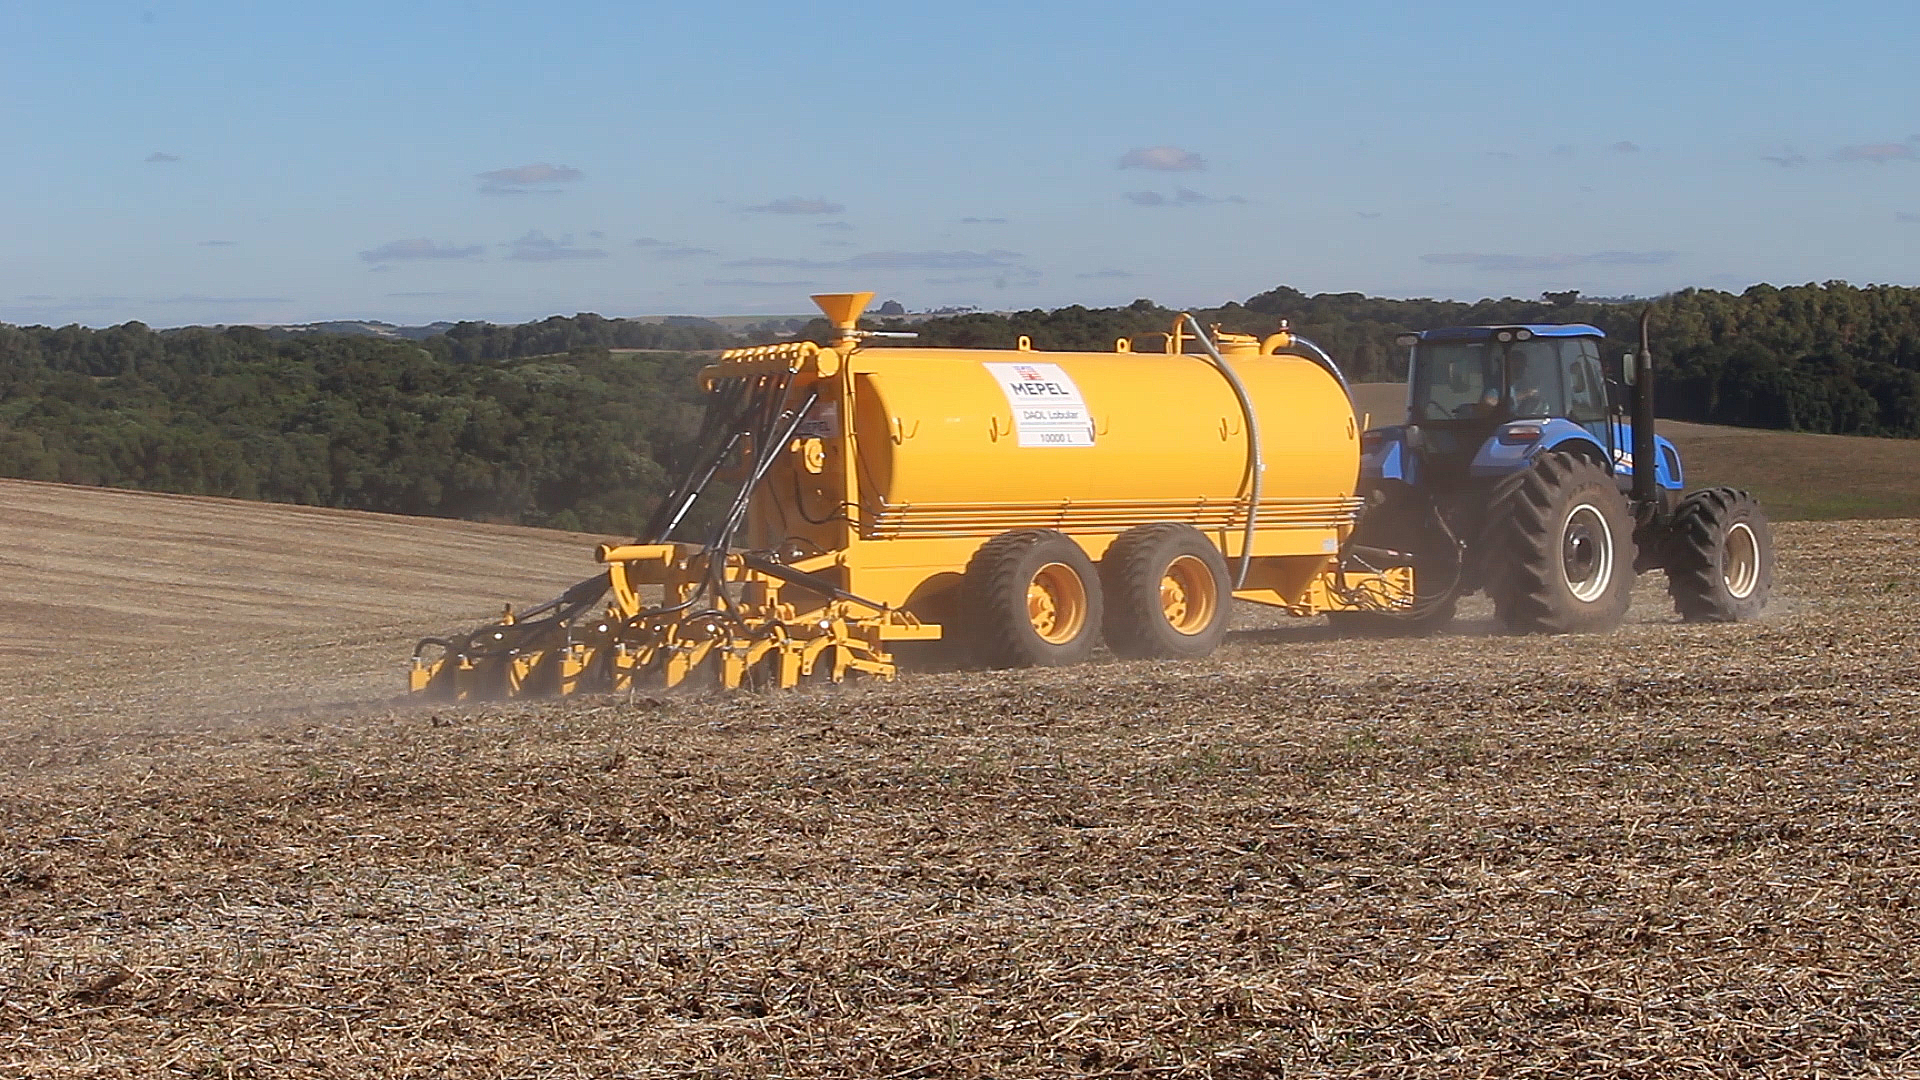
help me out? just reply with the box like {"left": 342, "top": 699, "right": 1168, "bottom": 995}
{"left": 1, "top": 281, "right": 1916, "bottom": 533}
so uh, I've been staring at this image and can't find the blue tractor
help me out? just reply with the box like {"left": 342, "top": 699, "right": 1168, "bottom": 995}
{"left": 1341, "top": 311, "right": 1772, "bottom": 633}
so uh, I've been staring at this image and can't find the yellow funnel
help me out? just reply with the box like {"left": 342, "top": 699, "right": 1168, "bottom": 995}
{"left": 812, "top": 292, "right": 873, "bottom": 347}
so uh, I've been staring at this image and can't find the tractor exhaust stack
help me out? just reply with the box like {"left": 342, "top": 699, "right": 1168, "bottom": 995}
{"left": 1633, "top": 307, "right": 1659, "bottom": 514}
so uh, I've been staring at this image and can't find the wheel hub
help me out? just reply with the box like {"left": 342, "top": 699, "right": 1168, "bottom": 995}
{"left": 1158, "top": 554, "right": 1217, "bottom": 635}
{"left": 1560, "top": 503, "right": 1615, "bottom": 603}
{"left": 1026, "top": 562, "right": 1087, "bottom": 644}
{"left": 1724, "top": 522, "right": 1760, "bottom": 599}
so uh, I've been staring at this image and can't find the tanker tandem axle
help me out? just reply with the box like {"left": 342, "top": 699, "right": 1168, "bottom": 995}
{"left": 410, "top": 292, "right": 1413, "bottom": 698}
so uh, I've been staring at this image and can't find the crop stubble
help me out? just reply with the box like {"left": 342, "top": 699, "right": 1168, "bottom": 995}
{"left": 1, "top": 494, "right": 1917, "bottom": 1077}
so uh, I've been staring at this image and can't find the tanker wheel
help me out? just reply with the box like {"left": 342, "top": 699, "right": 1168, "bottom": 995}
{"left": 963, "top": 529, "right": 1103, "bottom": 668}
{"left": 1665, "top": 487, "right": 1772, "bottom": 622}
{"left": 1487, "top": 450, "right": 1635, "bottom": 634}
{"left": 1100, "top": 524, "right": 1231, "bottom": 660}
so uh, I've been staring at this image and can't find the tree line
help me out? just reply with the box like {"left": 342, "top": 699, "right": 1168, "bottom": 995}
{"left": 1, "top": 280, "right": 1915, "bottom": 533}
{"left": 898, "top": 282, "right": 1920, "bottom": 436}
{"left": 0, "top": 323, "right": 713, "bottom": 532}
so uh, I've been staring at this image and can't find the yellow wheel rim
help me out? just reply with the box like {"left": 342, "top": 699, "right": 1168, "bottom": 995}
{"left": 1026, "top": 562, "right": 1088, "bottom": 645}
{"left": 1159, "top": 554, "right": 1218, "bottom": 635}
{"left": 1724, "top": 522, "right": 1760, "bottom": 599}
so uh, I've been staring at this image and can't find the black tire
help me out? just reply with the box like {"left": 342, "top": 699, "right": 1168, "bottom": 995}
{"left": 962, "top": 529, "right": 1103, "bottom": 668}
{"left": 1327, "top": 484, "right": 1460, "bottom": 635}
{"left": 1666, "top": 487, "right": 1772, "bottom": 622}
{"left": 1486, "top": 451, "right": 1635, "bottom": 634}
{"left": 1100, "top": 524, "right": 1232, "bottom": 660}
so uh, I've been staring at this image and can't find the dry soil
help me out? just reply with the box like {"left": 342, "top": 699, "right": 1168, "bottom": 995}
{"left": 1, "top": 480, "right": 1917, "bottom": 1078}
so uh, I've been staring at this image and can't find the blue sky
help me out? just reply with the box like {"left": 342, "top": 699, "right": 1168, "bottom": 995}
{"left": 4, "top": 0, "right": 1917, "bottom": 327}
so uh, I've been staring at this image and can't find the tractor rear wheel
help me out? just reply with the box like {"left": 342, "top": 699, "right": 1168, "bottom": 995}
{"left": 963, "top": 529, "right": 1104, "bottom": 668}
{"left": 1666, "top": 487, "right": 1772, "bottom": 621}
{"left": 1487, "top": 451, "right": 1635, "bottom": 634}
{"left": 1100, "top": 523, "right": 1231, "bottom": 659}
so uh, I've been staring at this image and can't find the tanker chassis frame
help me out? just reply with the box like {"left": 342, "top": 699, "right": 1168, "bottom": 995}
{"left": 411, "top": 293, "right": 1412, "bottom": 700}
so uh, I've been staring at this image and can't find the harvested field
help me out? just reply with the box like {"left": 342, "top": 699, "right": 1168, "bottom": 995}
{"left": 3, "top": 481, "right": 1920, "bottom": 1077}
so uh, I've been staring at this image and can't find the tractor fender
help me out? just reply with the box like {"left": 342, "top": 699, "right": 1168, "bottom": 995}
{"left": 1615, "top": 434, "right": 1685, "bottom": 491}
{"left": 1360, "top": 425, "right": 1411, "bottom": 484}
{"left": 1468, "top": 419, "right": 1608, "bottom": 478}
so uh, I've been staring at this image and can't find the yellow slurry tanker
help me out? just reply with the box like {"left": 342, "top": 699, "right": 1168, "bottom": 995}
{"left": 410, "top": 292, "right": 1410, "bottom": 698}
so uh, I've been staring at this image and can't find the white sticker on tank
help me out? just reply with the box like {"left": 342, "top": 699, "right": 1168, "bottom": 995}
{"left": 984, "top": 362, "right": 1095, "bottom": 448}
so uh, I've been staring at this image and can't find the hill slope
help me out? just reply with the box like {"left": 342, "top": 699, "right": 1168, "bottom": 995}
{"left": 0, "top": 478, "right": 614, "bottom": 733}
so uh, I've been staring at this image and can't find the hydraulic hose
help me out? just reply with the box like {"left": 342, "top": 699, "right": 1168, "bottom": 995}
{"left": 1181, "top": 313, "right": 1262, "bottom": 588}
{"left": 1274, "top": 332, "right": 1354, "bottom": 414}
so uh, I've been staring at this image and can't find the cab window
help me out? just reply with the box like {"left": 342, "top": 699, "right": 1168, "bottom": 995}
{"left": 1506, "top": 340, "right": 1564, "bottom": 418}
{"left": 1563, "top": 338, "right": 1608, "bottom": 423}
{"left": 1411, "top": 342, "right": 1503, "bottom": 421}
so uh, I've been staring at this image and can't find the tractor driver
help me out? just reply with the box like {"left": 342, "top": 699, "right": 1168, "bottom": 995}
{"left": 1474, "top": 343, "right": 1551, "bottom": 417}
{"left": 1482, "top": 347, "right": 1552, "bottom": 417}
{"left": 1509, "top": 347, "right": 1554, "bottom": 416}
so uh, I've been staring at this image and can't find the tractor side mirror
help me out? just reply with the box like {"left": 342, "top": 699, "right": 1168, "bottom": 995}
{"left": 1620, "top": 352, "right": 1637, "bottom": 385}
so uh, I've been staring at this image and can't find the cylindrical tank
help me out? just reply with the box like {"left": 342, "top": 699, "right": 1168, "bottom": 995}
{"left": 844, "top": 346, "right": 1357, "bottom": 544}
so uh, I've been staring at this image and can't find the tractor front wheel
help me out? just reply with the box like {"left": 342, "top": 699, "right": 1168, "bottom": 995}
{"left": 964, "top": 529, "right": 1104, "bottom": 668}
{"left": 1665, "top": 487, "right": 1772, "bottom": 622}
{"left": 1487, "top": 451, "right": 1635, "bottom": 634}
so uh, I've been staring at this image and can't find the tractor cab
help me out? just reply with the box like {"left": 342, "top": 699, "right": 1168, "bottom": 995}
{"left": 1364, "top": 323, "right": 1680, "bottom": 495}
{"left": 1409, "top": 325, "right": 1610, "bottom": 428}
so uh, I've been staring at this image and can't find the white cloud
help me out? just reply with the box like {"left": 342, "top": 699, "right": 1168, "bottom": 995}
{"left": 1420, "top": 251, "right": 1677, "bottom": 272}
{"left": 634, "top": 237, "right": 714, "bottom": 258}
{"left": 1123, "top": 188, "right": 1244, "bottom": 208}
{"left": 505, "top": 230, "right": 607, "bottom": 261}
{"left": 476, "top": 163, "right": 586, "bottom": 195}
{"left": 145, "top": 151, "right": 180, "bottom": 163}
{"left": 923, "top": 267, "right": 1042, "bottom": 288}
{"left": 705, "top": 278, "right": 824, "bottom": 288}
{"left": 1611, "top": 141, "right": 1641, "bottom": 154}
{"left": 723, "top": 250, "right": 1025, "bottom": 272}
{"left": 726, "top": 256, "right": 837, "bottom": 270}
{"left": 1761, "top": 148, "right": 1808, "bottom": 168}
{"left": 161, "top": 294, "right": 295, "bottom": 305}
{"left": 651, "top": 245, "right": 716, "bottom": 260}
{"left": 359, "top": 238, "right": 485, "bottom": 263}
{"left": 1118, "top": 146, "right": 1205, "bottom": 171}
{"left": 1834, "top": 142, "right": 1915, "bottom": 164}
{"left": 849, "top": 250, "right": 1021, "bottom": 270}
{"left": 746, "top": 196, "right": 845, "bottom": 215}
{"left": 960, "top": 216, "right": 1009, "bottom": 225}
